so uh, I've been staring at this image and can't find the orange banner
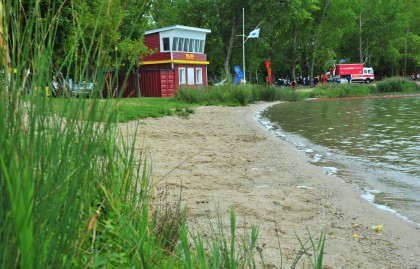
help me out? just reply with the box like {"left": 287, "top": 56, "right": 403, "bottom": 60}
{"left": 265, "top": 61, "right": 272, "bottom": 84}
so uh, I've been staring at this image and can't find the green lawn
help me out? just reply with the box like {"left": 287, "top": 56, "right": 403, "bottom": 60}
{"left": 48, "top": 97, "right": 197, "bottom": 122}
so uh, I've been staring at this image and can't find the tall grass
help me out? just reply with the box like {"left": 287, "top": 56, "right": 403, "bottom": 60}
{"left": 174, "top": 83, "right": 374, "bottom": 105}
{"left": 0, "top": 1, "right": 168, "bottom": 267}
{"left": 173, "top": 85, "right": 305, "bottom": 105}
{"left": 375, "top": 77, "right": 418, "bottom": 92}
{"left": 293, "top": 229, "right": 326, "bottom": 269}
{"left": 311, "top": 83, "right": 372, "bottom": 98}
{"left": 173, "top": 84, "right": 253, "bottom": 106}
{"left": 0, "top": 2, "right": 329, "bottom": 268}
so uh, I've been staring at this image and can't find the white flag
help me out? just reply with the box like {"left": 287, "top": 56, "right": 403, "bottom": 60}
{"left": 248, "top": 28, "right": 260, "bottom": 38}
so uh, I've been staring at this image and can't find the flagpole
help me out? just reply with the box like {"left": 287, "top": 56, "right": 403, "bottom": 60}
{"left": 243, "top": 7, "right": 245, "bottom": 83}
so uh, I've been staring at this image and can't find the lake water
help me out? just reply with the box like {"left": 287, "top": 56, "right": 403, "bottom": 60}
{"left": 258, "top": 96, "right": 420, "bottom": 225}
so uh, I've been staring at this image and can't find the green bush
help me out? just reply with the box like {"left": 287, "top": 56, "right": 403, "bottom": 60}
{"left": 253, "top": 85, "right": 277, "bottom": 101}
{"left": 314, "top": 83, "right": 372, "bottom": 98}
{"left": 375, "top": 77, "right": 417, "bottom": 92}
{"left": 174, "top": 84, "right": 253, "bottom": 106}
{"left": 229, "top": 84, "right": 253, "bottom": 105}
{"left": 174, "top": 84, "right": 316, "bottom": 105}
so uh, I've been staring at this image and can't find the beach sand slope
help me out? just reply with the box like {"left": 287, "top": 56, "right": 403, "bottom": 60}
{"left": 122, "top": 102, "right": 420, "bottom": 268}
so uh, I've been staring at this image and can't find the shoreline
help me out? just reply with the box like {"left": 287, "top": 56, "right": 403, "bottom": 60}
{"left": 255, "top": 104, "right": 420, "bottom": 227}
{"left": 125, "top": 102, "right": 420, "bottom": 268}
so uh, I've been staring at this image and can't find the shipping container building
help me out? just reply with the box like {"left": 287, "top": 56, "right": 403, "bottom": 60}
{"left": 139, "top": 25, "right": 211, "bottom": 97}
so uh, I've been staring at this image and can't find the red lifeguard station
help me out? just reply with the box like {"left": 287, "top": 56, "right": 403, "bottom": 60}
{"left": 139, "top": 25, "right": 211, "bottom": 97}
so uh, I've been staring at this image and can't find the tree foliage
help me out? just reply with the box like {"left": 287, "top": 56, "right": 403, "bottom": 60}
{"left": 9, "top": 0, "right": 150, "bottom": 84}
{"left": 149, "top": 0, "right": 420, "bottom": 81}
{"left": 5, "top": 0, "right": 419, "bottom": 83}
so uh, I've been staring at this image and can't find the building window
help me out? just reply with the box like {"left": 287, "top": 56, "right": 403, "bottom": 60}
{"left": 179, "top": 68, "right": 186, "bottom": 85}
{"left": 162, "top": 37, "right": 170, "bottom": 51}
{"left": 196, "top": 68, "right": 202, "bottom": 84}
{"left": 187, "top": 67, "right": 195, "bottom": 85}
{"left": 201, "top": 40, "right": 205, "bottom": 53}
{"left": 178, "top": 38, "right": 184, "bottom": 52}
{"left": 172, "top": 37, "right": 178, "bottom": 51}
{"left": 183, "top": 38, "right": 189, "bottom": 52}
{"left": 170, "top": 37, "right": 205, "bottom": 53}
{"left": 189, "top": 39, "right": 194, "bottom": 52}
{"left": 195, "top": 40, "right": 200, "bottom": 53}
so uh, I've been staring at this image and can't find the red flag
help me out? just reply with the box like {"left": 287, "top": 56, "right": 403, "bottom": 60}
{"left": 265, "top": 61, "right": 272, "bottom": 84}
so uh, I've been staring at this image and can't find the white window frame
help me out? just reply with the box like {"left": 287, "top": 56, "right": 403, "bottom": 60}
{"left": 196, "top": 68, "right": 203, "bottom": 84}
{"left": 187, "top": 67, "right": 195, "bottom": 85}
{"left": 172, "top": 37, "right": 178, "bottom": 51}
{"left": 179, "top": 67, "right": 186, "bottom": 85}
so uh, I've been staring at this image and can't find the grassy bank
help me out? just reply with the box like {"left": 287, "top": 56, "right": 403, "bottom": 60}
{"left": 45, "top": 77, "right": 420, "bottom": 124}
{"left": 375, "top": 76, "right": 419, "bottom": 92}
{"left": 172, "top": 78, "right": 419, "bottom": 109}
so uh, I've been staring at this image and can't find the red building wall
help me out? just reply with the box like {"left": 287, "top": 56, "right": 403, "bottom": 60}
{"left": 139, "top": 70, "right": 162, "bottom": 97}
{"left": 160, "top": 71, "right": 175, "bottom": 97}
{"left": 174, "top": 65, "right": 207, "bottom": 89}
{"left": 139, "top": 66, "right": 176, "bottom": 97}
{"left": 144, "top": 33, "right": 160, "bottom": 51}
{"left": 142, "top": 52, "right": 171, "bottom": 62}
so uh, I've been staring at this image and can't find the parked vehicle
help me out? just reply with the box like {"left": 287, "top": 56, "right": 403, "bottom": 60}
{"left": 71, "top": 81, "right": 94, "bottom": 97}
{"left": 329, "top": 63, "right": 375, "bottom": 84}
{"left": 330, "top": 76, "right": 348, "bottom": 83}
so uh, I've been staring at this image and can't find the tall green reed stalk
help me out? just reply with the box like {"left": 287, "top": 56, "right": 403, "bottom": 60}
{"left": 186, "top": 207, "right": 261, "bottom": 268}
{"left": 292, "top": 229, "right": 326, "bottom": 269}
{"left": 0, "top": 1, "right": 157, "bottom": 268}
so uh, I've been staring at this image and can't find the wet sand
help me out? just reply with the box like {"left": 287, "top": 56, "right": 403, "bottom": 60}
{"left": 121, "top": 102, "right": 420, "bottom": 268}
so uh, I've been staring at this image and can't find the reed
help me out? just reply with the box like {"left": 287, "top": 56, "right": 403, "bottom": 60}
{"left": 313, "top": 83, "right": 372, "bottom": 98}
{"left": 293, "top": 229, "right": 326, "bottom": 269}
{"left": 375, "top": 77, "right": 418, "bottom": 92}
{"left": 173, "top": 84, "right": 253, "bottom": 106}
{"left": 0, "top": 1, "right": 169, "bottom": 267}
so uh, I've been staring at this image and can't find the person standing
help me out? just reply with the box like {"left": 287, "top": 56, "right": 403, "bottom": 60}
{"left": 291, "top": 80, "right": 296, "bottom": 90}
{"left": 277, "top": 78, "right": 285, "bottom": 90}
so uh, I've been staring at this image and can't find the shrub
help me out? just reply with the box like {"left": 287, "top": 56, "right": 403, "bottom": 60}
{"left": 277, "top": 89, "right": 302, "bottom": 101}
{"left": 375, "top": 77, "right": 417, "bottom": 92}
{"left": 174, "top": 85, "right": 252, "bottom": 106}
{"left": 229, "top": 85, "right": 253, "bottom": 105}
{"left": 253, "top": 85, "right": 277, "bottom": 101}
{"left": 314, "top": 83, "right": 372, "bottom": 98}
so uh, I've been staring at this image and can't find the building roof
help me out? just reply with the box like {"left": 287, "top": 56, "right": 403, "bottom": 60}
{"left": 145, "top": 25, "right": 211, "bottom": 35}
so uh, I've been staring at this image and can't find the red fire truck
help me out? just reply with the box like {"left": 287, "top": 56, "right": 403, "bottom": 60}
{"left": 329, "top": 63, "right": 375, "bottom": 84}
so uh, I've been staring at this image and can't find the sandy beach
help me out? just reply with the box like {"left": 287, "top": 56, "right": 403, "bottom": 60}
{"left": 121, "top": 102, "right": 420, "bottom": 268}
